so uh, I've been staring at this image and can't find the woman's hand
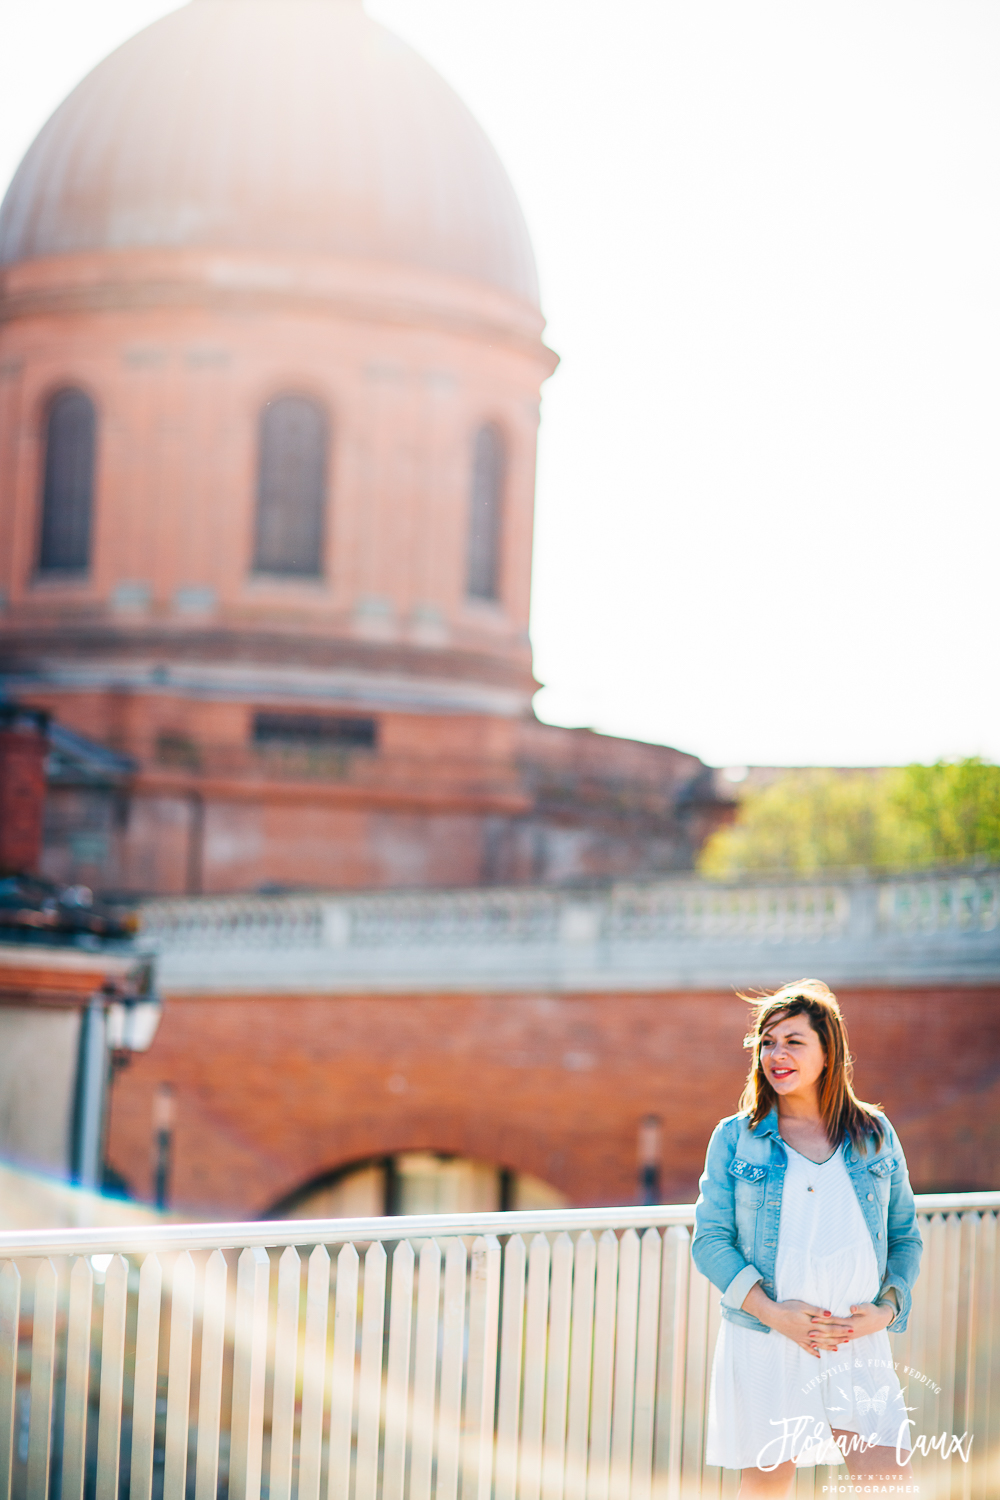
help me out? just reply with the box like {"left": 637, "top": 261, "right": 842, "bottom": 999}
{"left": 774, "top": 1300, "right": 855, "bottom": 1356}
{"left": 740, "top": 1284, "right": 850, "bottom": 1358}
{"left": 796, "top": 1301, "right": 894, "bottom": 1351}
{"left": 840, "top": 1301, "right": 894, "bottom": 1338}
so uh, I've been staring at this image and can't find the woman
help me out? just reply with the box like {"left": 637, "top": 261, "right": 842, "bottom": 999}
{"left": 691, "top": 979, "right": 924, "bottom": 1498}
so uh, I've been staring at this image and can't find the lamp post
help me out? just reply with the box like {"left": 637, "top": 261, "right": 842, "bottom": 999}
{"left": 637, "top": 1114, "right": 662, "bottom": 1206}
{"left": 153, "top": 1083, "right": 175, "bottom": 1210}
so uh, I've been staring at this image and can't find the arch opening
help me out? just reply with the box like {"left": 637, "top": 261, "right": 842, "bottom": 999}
{"left": 466, "top": 423, "right": 505, "bottom": 601}
{"left": 253, "top": 394, "right": 328, "bottom": 577}
{"left": 38, "top": 388, "right": 96, "bottom": 573}
{"left": 268, "top": 1151, "right": 567, "bottom": 1221}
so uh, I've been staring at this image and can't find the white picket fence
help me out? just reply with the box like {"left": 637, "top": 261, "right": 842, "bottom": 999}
{"left": 0, "top": 1194, "right": 996, "bottom": 1500}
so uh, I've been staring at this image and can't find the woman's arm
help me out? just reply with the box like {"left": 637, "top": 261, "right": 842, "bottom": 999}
{"left": 879, "top": 1119, "right": 924, "bottom": 1332}
{"left": 691, "top": 1118, "right": 764, "bottom": 1311}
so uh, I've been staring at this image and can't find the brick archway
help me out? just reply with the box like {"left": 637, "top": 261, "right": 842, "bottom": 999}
{"left": 105, "top": 985, "right": 1000, "bottom": 1219}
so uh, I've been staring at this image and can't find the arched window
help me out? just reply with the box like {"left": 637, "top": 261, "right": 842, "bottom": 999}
{"left": 466, "top": 423, "right": 505, "bottom": 600}
{"left": 38, "top": 388, "right": 96, "bottom": 572}
{"left": 253, "top": 395, "right": 328, "bottom": 576}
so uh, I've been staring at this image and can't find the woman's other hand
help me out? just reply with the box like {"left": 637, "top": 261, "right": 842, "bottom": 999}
{"left": 740, "top": 1283, "right": 848, "bottom": 1357}
{"left": 841, "top": 1301, "right": 895, "bottom": 1338}
{"left": 777, "top": 1300, "right": 854, "bottom": 1355}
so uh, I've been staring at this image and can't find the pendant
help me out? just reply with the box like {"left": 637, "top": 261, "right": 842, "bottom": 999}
{"left": 807, "top": 1185, "right": 815, "bottom": 1192}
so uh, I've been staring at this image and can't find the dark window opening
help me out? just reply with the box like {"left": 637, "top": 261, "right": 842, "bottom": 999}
{"left": 253, "top": 395, "right": 328, "bottom": 576}
{"left": 38, "top": 388, "right": 97, "bottom": 572}
{"left": 155, "top": 731, "right": 202, "bottom": 771}
{"left": 252, "top": 713, "right": 377, "bottom": 751}
{"left": 466, "top": 423, "right": 505, "bottom": 600}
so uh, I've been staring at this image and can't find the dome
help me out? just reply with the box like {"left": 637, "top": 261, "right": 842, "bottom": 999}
{"left": 0, "top": 0, "right": 540, "bottom": 306}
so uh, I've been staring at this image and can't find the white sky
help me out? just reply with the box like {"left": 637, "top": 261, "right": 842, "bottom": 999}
{"left": 2, "top": 1, "right": 999, "bottom": 768}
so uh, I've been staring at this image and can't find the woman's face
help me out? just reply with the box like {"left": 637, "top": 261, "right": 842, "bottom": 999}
{"left": 758, "top": 1008, "right": 827, "bottom": 1100}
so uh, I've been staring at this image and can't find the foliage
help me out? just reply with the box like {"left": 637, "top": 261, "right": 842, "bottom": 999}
{"left": 697, "top": 759, "right": 1000, "bottom": 878}
{"left": 892, "top": 757, "right": 1000, "bottom": 865}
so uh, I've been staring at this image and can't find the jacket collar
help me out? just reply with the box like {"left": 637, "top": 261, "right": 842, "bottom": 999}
{"left": 750, "top": 1106, "right": 781, "bottom": 1139}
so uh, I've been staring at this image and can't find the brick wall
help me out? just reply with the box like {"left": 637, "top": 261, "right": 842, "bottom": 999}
{"left": 105, "top": 985, "right": 1000, "bottom": 1219}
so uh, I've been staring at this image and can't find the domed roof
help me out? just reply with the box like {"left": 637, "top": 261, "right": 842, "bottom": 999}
{"left": 0, "top": 0, "right": 539, "bottom": 306}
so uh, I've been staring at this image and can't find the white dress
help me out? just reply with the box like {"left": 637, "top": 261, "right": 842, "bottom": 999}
{"left": 705, "top": 1141, "right": 911, "bottom": 1471}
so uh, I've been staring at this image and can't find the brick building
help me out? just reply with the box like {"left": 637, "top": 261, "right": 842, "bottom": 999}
{"left": 0, "top": 0, "right": 728, "bottom": 898}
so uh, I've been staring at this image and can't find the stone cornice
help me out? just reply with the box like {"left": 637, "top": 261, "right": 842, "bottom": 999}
{"left": 0, "top": 249, "right": 560, "bottom": 373}
{"left": 0, "top": 623, "right": 539, "bottom": 694}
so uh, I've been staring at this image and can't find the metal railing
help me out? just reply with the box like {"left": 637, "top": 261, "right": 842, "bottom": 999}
{"left": 0, "top": 1193, "right": 996, "bottom": 1500}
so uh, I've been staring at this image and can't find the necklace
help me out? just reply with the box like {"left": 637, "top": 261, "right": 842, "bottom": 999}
{"left": 783, "top": 1138, "right": 837, "bottom": 1192}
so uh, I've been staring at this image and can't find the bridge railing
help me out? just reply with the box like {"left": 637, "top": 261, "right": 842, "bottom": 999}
{"left": 0, "top": 1194, "right": 996, "bottom": 1500}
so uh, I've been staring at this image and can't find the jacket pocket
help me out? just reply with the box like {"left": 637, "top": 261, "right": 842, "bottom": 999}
{"left": 729, "top": 1157, "right": 766, "bottom": 1208}
{"left": 867, "top": 1156, "right": 895, "bottom": 1204}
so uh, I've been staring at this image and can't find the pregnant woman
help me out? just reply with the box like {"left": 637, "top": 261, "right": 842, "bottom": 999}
{"left": 692, "top": 980, "right": 924, "bottom": 1497}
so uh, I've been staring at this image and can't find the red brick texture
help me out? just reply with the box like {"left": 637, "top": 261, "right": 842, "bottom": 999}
{"left": 105, "top": 985, "right": 1000, "bottom": 1219}
{"left": 0, "top": 726, "right": 48, "bottom": 875}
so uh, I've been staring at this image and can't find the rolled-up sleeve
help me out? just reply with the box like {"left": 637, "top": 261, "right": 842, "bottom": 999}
{"left": 881, "top": 1120, "right": 923, "bottom": 1333}
{"left": 721, "top": 1262, "right": 763, "bottom": 1311}
{"left": 691, "top": 1119, "right": 760, "bottom": 1306}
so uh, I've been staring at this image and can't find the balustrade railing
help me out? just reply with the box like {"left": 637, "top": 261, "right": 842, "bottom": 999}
{"left": 137, "top": 872, "right": 1000, "bottom": 991}
{"left": 140, "top": 873, "right": 1000, "bottom": 953}
{"left": 0, "top": 1194, "right": 996, "bottom": 1500}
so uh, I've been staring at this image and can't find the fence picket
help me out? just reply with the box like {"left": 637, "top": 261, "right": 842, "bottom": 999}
{"left": 610, "top": 1228, "right": 641, "bottom": 1500}
{"left": 968, "top": 1212, "right": 996, "bottom": 1500}
{"left": 699, "top": 1287, "right": 722, "bottom": 1500}
{"left": 679, "top": 1262, "right": 710, "bottom": 1497}
{"left": 383, "top": 1240, "right": 415, "bottom": 1500}
{"left": 954, "top": 1213, "right": 978, "bottom": 1500}
{"left": 410, "top": 1239, "right": 442, "bottom": 1500}
{"left": 327, "top": 1242, "right": 359, "bottom": 1500}
{"left": 95, "top": 1255, "right": 129, "bottom": 1500}
{"left": 565, "top": 1231, "right": 597, "bottom": 1500}
{"left": 587, "top": 1229, "right": 620, "bottom": 1500}
{"left": 298, "top": 1244, "right": 331, "bottom": 1500}
{"left": 986, "top": 1213, "right": 1000, "bottom": 1500}
{"left": 937, "top": 1214, "right": 962, "bottom": 1497}
{"left": 26, "top": 1260, "right": 58, "bottom": 1500}
{"left": 130, "top": 1253, "right": 163, "bottom": 1500}
{"left": 464, "top": 1235, "right": 502, "bottom": 1500}
{"left": 519, "top": 1233, "right": 552, "bottom": 1500}
{"left": 631, "top": 1227, "right": 664, "bottom": 1500}
{"left": 194, "top": 1249, "right": 227, "bottom": 1500}
{"left": 541, "top": 1232, "right": 574, "bottom": 1500}
{"left": 919, "top": 1214, "right": 945, "bottom": 1440}
{"left": 0, "top": 1262, "right": 18, "bottom": 1500}
{"left": 437, "top": 1238, "right": 468, "bottom": 1500}
{"left": 269, "top": 1245, "right": 301, "bottom": 1500}
{"left": 229, "top": 1245, "right": 271, "bottom": 1500}
{"left": 355, "top": 1240, "right": 387, "bottom": 1500}
{"left": 496, "top": 1234, "right": 527, "bottom": 1500}
{"left": 163, "top": 1252, "right": 195, "bottom": 1500}
{"left": 60, "top": 1257, "right": 92, "bottom": 1500}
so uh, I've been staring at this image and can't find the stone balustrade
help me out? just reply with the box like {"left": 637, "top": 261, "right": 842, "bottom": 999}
{"left": 139, "top": 870, "right": 1000, "bottom": 993}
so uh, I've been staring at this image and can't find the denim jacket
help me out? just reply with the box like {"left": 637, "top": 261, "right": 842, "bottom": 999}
{"left": 691, "top": 1106, "right": 923, "bottom": 1335}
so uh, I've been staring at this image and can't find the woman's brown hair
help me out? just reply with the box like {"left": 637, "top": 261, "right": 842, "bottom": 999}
{"left": 738, "top": 978, "right": 886, "bottom": 1152}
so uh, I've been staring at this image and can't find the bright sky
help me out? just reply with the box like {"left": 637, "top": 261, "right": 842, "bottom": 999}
{"left": 2, "top": 1, "right": 999, "bottom": 769}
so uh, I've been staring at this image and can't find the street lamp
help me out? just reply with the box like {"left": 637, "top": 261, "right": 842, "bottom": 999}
{"left": 637, "top": 1114, "right": 663, "bottom": 1206}
{"left": 153, "top": 1083, "right": 175, "bottom": 1210}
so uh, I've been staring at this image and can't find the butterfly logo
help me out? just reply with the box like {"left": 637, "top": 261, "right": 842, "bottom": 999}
{"left": 855, "top": 1385, "right": 889, "bottom": 1416}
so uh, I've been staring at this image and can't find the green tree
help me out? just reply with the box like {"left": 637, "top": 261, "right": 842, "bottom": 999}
{"left": 697, "top": 759, "right": 1000, "bottom": 879}
{"left": 891, "top": 757, "right": 1000, "bottom": 864}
